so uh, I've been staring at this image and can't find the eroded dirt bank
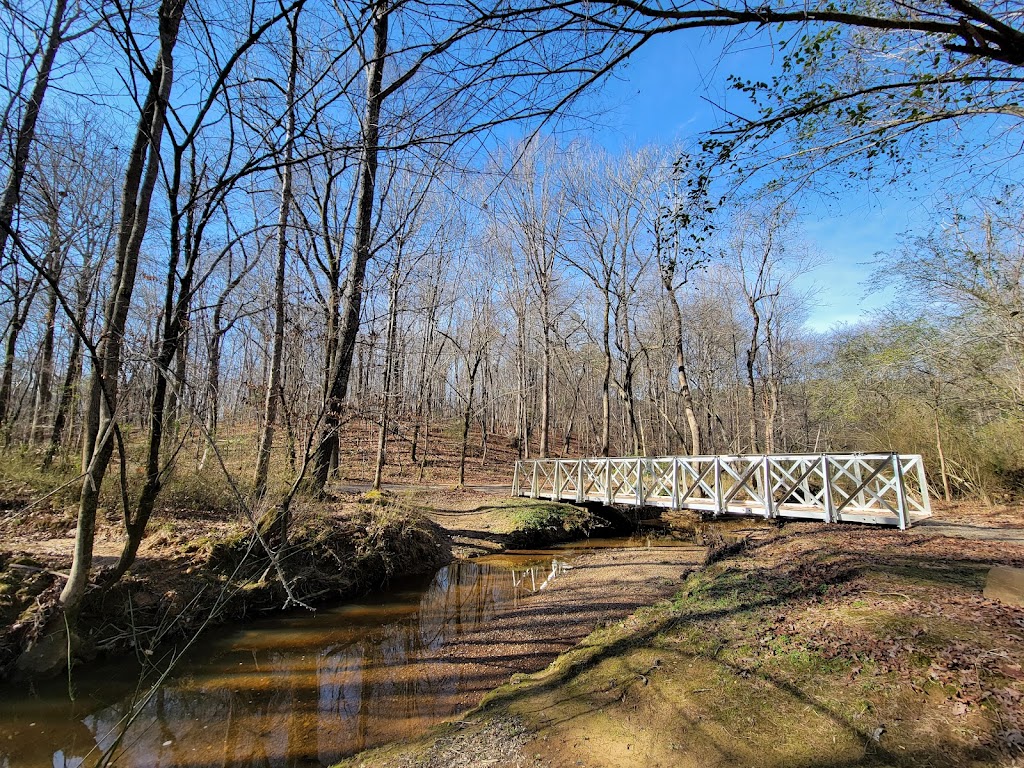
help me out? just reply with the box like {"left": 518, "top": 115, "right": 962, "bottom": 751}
{"left": 1, "top": 496, "right": 457, "bottom": 678}
{"left": 339, "top": 503, "right": 1024, "bottom": 768}
{"left": 2, "top": 488, "right": 607, "bottom": 678}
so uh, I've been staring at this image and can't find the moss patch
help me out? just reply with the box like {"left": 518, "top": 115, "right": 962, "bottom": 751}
{"left": 503, "top": 499, "right": 604, "bottom": 543}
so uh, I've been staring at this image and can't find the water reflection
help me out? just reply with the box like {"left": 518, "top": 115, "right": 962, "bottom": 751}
{"left": 0, "top": 556, "right": 570, "bottom": 768}
{"left": 553, "top": 533, "right": 704, "bottom": 551}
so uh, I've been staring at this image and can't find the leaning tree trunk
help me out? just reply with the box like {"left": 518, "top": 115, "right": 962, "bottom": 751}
{"left": 104, "top": 142, "right": 203, "bottom": 586}
{"left": 59, "top": 0, "right": 185, "bottom": 617}
{"left": 0, "top": 0, "right": 68, "bottom": 262}
{"left": 0, "top": 0, "right": 68, "bottom": 436}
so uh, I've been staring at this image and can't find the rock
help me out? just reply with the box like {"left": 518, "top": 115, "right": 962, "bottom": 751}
{"left": 131, "top": 591, "right": 158, "bottom": 608}
{"left": 14, "top": 617, "right": 77, "bottom": 680}
{"left": 984, "top": 566, "right": 1024, "bottom": 607}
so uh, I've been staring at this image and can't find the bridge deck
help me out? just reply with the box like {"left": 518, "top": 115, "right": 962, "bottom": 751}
{"left": 513, "top": 454, "right": 932, "bottom": 529}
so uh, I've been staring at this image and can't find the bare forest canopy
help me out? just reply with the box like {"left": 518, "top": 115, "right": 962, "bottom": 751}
{"left": 0, "top": 0, "right": 1023, "bottom": 626}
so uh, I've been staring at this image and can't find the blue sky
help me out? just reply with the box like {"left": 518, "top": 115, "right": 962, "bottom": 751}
{"left": 584, "top": 32, "right": 921, "bottom": 333}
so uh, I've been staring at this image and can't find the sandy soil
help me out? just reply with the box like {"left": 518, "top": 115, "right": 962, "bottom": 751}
{"left": 341, "top": 498, "right": 1024, "bottom": 768}
{"left": 348, "top": 539, "right": 710, "bottom": 733}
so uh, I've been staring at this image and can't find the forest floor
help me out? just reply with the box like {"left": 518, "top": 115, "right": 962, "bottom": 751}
{"left": 3, "top": 430, "right": 1024, "bottom": 766}
{"left": 339, "top": 500, "right": 1024, "bottom": 768}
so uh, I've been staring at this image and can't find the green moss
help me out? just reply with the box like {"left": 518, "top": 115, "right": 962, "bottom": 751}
{"left": 507, "top": 500, "right": 592, "bottom": 532}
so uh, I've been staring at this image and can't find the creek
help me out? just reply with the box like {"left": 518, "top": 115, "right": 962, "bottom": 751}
{"left": 0, "top": 536, "right": 699, "bottom": 767}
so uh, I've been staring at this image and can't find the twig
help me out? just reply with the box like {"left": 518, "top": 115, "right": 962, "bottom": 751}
{"left": 63, "top": 611, "right": 74, "bottom": 703}
{"left": 7, "top": 563, "right": 70, "bottom": 579}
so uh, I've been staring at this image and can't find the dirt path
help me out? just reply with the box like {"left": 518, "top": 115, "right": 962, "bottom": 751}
{"left": 912, "top": 501, "right": 1024, "bottom": 543}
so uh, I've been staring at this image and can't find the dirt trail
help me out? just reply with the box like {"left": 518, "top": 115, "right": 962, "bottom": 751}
{"left": 913, "top": 502, "right": 1024, "bottom": 543}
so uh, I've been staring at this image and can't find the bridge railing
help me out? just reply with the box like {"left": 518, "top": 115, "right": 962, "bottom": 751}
{"left": 512, "top": 453, "right": 932, "bottom": 529}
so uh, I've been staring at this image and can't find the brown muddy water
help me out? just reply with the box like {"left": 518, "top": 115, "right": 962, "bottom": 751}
{"left": 0, "top": 537, "right": 692, "bottom": 768}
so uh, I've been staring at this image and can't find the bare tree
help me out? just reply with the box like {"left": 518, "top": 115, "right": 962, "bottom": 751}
{"left": 254, "top": 4, "right": 302, "bottom": 502}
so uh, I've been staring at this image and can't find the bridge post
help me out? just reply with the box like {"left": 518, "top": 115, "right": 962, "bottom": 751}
{"left": 605, "top": 460, "right": 613, "bottom": 505}
{"left": 636, "top": 458, "right": 644, "bottom": 507}
{"left": 914, "top": 456, "right": 933, "bottom": 516}
{"left": 553, "top": 461, "right": 561, "bottom": 501}
{"left": 713, "top": 457, "right": 723, "bottom": 516}
{"left": 762, "top": 456, "right": 774, "bottom": 519}
{"left": 671, "top": 458, "right": 680, "bottom": 509}
{"left": 531, "top": 462, "right": 539, "bottom": 499}
{"left": 512, "top": 461, "right": 520, "bottom": 496}
{"left": 853, "top": 459, "right": 868, "bottom": 509}
{"left": 892, "top": 453, "right": 908, "bottom": 530}
{"left": 576, "top": 461, "right": 584, "bottom": 503}
{"left": 822, "top": 455, "right": 835, "bottom": 523}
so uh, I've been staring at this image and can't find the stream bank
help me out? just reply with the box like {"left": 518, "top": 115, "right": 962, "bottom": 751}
{"left": 341, "top": 509, "right": 1024, "bottom": 768}
{"left": 1, "top": 490, "right": 600, "bottom": 680}
{"left": 0, "top": 501, "right": 707, "bottom": 766}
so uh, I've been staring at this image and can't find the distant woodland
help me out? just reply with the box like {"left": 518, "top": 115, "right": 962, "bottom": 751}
{"left": 1, "top": 0, "right": 1022, "bottom": 618}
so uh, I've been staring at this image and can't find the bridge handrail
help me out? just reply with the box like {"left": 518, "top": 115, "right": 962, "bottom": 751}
{"left": 511, "top": 453, "right": 931, "bottom": 530}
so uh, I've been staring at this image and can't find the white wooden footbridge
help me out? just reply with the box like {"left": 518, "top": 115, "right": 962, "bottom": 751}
{"left": 512, "top": 453, "right": 932, "bottom": 529}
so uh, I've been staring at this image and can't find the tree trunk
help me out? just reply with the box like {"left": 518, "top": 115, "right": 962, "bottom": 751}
{"left": 60, "top": 0, "right": 185, "bottom": 615}
{"left": 458, "top": 356, "right": 482, "bottom": 487}
{"left": 0, "top": 0, "right": 68, "bottom": 261}
{"left": 410, "top": 280, "right": 438, "bottom": 464}
{"left": 254, "top": 10, "right": 299, "bottom": 501}
{"left": 309, "top": 0, "right": 388, "bottom": 496}
{"left": 516, "top": 307, "right": 529, "bottom": 459}
{"left": 43, "top": 257, "right": 93, "bottom": 470}
{"left": 745, "top": 298, "right": 760, "bottom": 454}
{"left": 30, "top": 278, "right": 59, "bottom": 445}
{"left": 664, "top": 290, "right": 700, "bottom": 456}
{"left": 934, "top": 406, "right": 952, "bottom": 502}
{"left": 373, "top": 244, "right": 401, "bottom": 489}
{"left": 0, "top": 270, "right": 41, "bottom": 433}
{"left": 539, "top": 315, "right": 551, "bottom": 457}
{"left": 105, "top": 149, "right": 205, "bottom": 585}
{"left": 600, "top": 293, "right": 611, "bottom": 457}
{"left": 198, "top": 319, "right": 224, "bottom": 471}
